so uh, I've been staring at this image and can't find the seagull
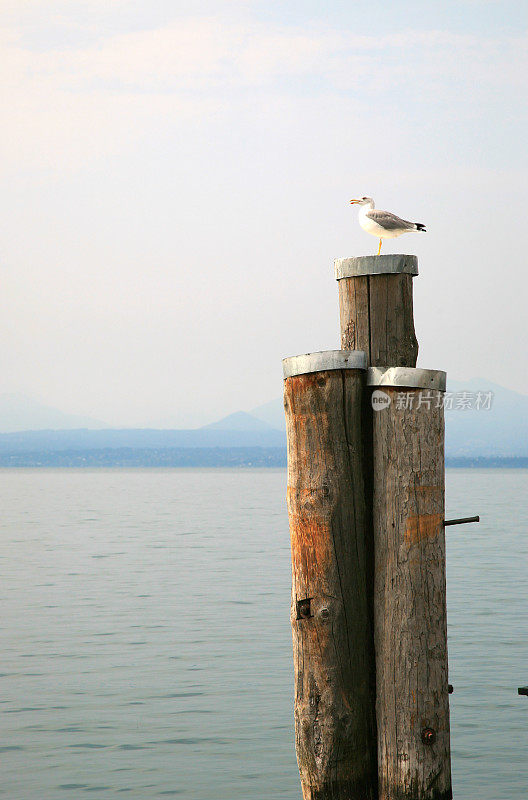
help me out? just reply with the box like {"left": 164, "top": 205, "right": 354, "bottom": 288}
{"left": 350, "top": 196, "right": 426, "bottom": 255}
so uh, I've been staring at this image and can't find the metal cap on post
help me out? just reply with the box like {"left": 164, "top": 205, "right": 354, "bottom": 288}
{"left": 367, "top": 366, "right": 446, "bottom": 391}
{"left": 335, "top": 254, "right": 418, "bottom": 279}
{"left": 283, "top": 349, "right": 367, "bottom": 378}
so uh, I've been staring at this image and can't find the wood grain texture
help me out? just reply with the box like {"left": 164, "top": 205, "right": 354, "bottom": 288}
{"left": 373, "top": 388, "right": 451, "bottom": 800}
{"left": 285, "top": 369, "right": 377, "bottom": 800}
{"left": 338, "top": 274, "right": 418, "bottom": 367}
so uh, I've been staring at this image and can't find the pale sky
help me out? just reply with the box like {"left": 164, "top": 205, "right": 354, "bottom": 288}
{"left": 1, "top": 0, "right": 527, "bottom": 427}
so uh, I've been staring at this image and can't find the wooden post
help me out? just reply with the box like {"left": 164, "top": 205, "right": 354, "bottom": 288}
{"left": 336, "top": 255, "right": 422, "bottom": 797}
{"left": 335, "top": 255, "right": 419, "bottom": 367}
{"left": 368, "top": 367, "right": 452, "bottom": 800}
{"left": 283, "top": 255, "right": 452, "bottom": 800}
{"left": 283, "top": 350, "right": 377, "bottom": 800}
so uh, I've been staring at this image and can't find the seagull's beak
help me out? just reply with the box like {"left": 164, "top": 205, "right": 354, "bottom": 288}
{"left": 350, "top": 199, "right": 360, "bottom": 204}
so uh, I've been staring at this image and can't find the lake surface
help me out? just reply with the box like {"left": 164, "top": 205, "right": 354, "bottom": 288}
{"left": 2, "top": 468, "right": 527, "bottom": 799}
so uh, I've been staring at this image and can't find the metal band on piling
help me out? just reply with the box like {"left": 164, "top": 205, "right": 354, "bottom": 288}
{"left": 283, "top": 349, "right": 367, "bottom": 379}
{"left": 367, "top": 366, "right": 446, "bottom": 392}
{"left": 335, "top": 254, "right": 418, "bottom": 280}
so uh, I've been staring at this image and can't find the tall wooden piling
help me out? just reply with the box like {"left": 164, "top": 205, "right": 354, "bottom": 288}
{"left": 283, "top": 350, "right": 377, "bottom": 800}
{"left": 336, "top": 255, "right": 423, "bottom": 791}
{"left": 369, "top": 367, "right": 452, "bottom": 800}
{"left": 283, "top": 253, "right": 452, "bottom": 800}
{"left": 335, "top": 255, "right": 419, "bottom": 367}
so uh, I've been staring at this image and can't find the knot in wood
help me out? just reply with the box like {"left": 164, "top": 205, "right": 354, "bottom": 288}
{"left": 421, "top": 727, "right": 436, "bottom": 746}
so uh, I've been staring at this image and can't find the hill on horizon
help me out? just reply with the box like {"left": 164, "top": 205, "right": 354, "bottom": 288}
{"left": 202, "top": 411, "right": 276, "bottom": 431}
{"left": 1, "top": 378, "right": 527, "bottom": 459}
{"left": 0, "top": 393, "right": 108, "bottom": 433}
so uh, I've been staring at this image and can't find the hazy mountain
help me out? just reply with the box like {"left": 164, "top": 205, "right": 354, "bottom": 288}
{"left": 2, "top": 378, "right": 526, "bottom": 459}
{"left": 0, "top": 393, "right": 108, "bottom": 433}
{"left": 203, "top": 411, "right": 276, "bottom": 431}
{"left": 250, "top": 399, "right": 286, "bottom": 431}
{"left": 0, "top": 426, "right": 285, "bottom": 453}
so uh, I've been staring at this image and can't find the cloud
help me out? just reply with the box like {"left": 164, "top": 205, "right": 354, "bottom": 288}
{"left": 5, "top": 13, "right": 527, "bottom": 92}
{"left": 0, "top": 14, "right": 526, "bottom": 171}
{"left": 2, "top": 18, "right": 338, "bottom": 92}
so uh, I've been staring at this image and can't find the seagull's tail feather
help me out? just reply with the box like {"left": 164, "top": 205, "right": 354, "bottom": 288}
{"left": 415, "top": 223, "right": 426, "bottom": 232}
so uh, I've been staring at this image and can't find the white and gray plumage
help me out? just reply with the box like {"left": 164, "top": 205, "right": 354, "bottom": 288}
{"left": 350, "top": 196, "right": 426, "bottom": 255}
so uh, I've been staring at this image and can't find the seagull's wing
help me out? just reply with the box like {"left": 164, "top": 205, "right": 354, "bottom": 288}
{"left": 366, "top": 209, "right": 416, "bottom": 231}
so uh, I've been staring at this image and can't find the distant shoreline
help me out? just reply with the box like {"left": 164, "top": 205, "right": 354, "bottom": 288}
{"left": 0, "top": 448, "right": 527, "bottom": 469}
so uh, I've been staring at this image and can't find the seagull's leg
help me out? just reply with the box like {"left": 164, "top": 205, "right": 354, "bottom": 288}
{"left": 377, "top": 238, "right": 382, "bottom": 256}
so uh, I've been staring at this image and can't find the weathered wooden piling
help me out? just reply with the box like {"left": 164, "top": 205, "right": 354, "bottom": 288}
{"left": 335, "top": 255, "right": 419, "bottom": 367}
{"left": 283, "top": 350, "right": 377, "bottom": 800}
{"left": 336, "top": 256, "right": 423, "bottom": 796}
{"left": 368, "top": 366, "right": 452, "bottom": 800}
{"left": 283, "top": 253, "right": 452, "bottom": 800}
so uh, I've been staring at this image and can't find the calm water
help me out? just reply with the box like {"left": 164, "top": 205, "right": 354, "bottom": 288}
{"left": 2, "top": 468, "right": 527, "bottom": 799}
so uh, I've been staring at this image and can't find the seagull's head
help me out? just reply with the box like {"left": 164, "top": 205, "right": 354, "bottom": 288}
{"left": 350, "top": 196, "right": 373, "bottom": 206}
